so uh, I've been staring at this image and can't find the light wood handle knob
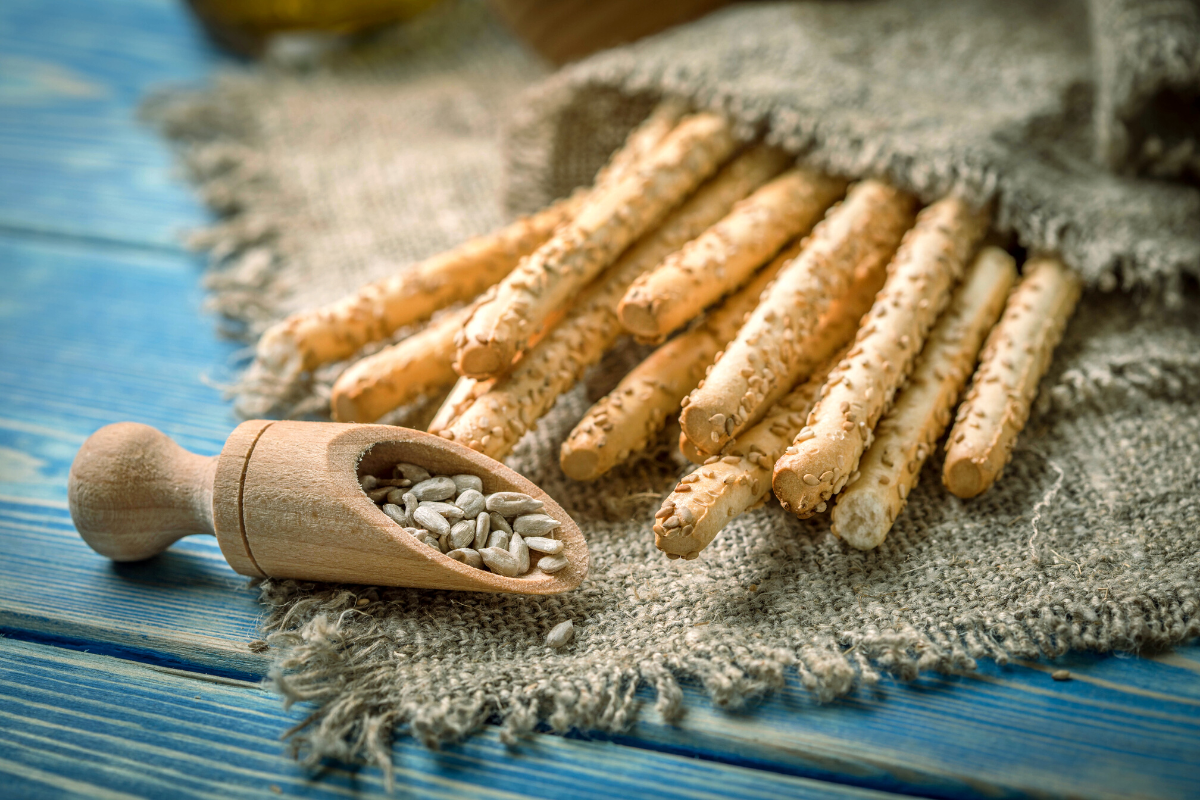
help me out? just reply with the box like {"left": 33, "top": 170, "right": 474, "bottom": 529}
{"left": 68, "top": 423, "right": 218, "bottom": 561}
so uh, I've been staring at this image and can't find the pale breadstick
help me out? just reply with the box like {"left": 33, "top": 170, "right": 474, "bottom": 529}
{"left": 654, "top": 353, "right": 843, "bottom": 559}
{"left": 771, "top": 196, "right": 991, "bottom": 518}
{"left": 330, "top": 306, "right": 469, "bottom": 423}
{"left": 253, "top": 99, "right": 688, "bottom": 381}
{"left": 618, "top": 167, "right": 846, "bottom": 339}
{"left": 831, "top": 247, "right": 1017, "bottom": 550}
{"left": 455, "top": 112, "right": 739, "bottom": 379}
{"left": 943, "top": 255, "right": 1082, "bottom": 499}
{"left": 560, "top": 240, "right": 802, "bottom": 481}
{"left": 681, "top": 181, "right": 918, "bottom": 453}
{"left": 442, "top": 147, "right": 784, "bottom": 458}
{"left": 427, "top": 375, "right": 491, "bottom": 435}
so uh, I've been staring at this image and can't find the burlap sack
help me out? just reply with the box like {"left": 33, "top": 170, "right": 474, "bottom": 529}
{"left": 152, "top": 0, "right": 1200, "bottom": 773}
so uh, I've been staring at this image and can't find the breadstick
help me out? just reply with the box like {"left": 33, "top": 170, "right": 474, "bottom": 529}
{"left": 329, "top": 306, "right": 469, "bottom": 423}
{"left": 427, "top": 375, "right": 490, "bottom": 435}
{"left": 681, "top": 181, "right": 917, "bottom": 453}
{"left": 942, "top": 255, "right": 1082, "bottom": 499}
{"left": 831, "top": 247, "right": 1016, "bottom": 549}
{"left": 618, "top": 167, "right": 846, "bottom": 339}
{"left": 561, "top": 239, "right": 800, "bottom": 481}
{"left": 442, "top": 147, "right": 784, "bottom": 458}
{"left": 329, "top": 306, "right": 472, "bottom": 424}
{"left": 455, "top": 112, "right": 739, "bottom": 379}
{"left": 654, "top": 353, "right": 843, "bottom": 559}
{"left": 252, "top": 99, "right": 688, "bottom": 381}
{"left": 771, "top": 196, "right": 990, "bottom": 518}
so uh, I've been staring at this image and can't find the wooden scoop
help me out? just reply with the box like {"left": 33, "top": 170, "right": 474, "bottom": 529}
{"left": 68, "top": 420, "right": 588, "bottom": 594}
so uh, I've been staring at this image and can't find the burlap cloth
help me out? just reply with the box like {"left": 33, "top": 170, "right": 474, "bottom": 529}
{"left": 152, "top": 0, "right": 1200, "bottom": 773}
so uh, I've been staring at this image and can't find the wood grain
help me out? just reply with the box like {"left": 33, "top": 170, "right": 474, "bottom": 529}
{"left": 3, "top": 0, "right": 1200, "bottom": 797}
{"left": 0, "top": 638, "right": 899, "bottom": 800}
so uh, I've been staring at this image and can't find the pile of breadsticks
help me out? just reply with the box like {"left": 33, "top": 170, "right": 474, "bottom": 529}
{"left": 249, "top": 101, "right": 1081, "bottom": 559}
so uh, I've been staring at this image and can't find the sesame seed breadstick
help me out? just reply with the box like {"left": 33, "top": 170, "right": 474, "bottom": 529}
{"left": 681, "top": 181, "right": 918, "bottom": 454}
{"left": 560, "top": 239, "right": 802, "bottom": 481}
{"left": 943, "top": 255, "right": 1082, "bottom": 499}
{"left": 330, "top": 306, "right": 470, "bottom": 423}
{"left": 442, "top": 147, "right": 783, "bottom": 458}
{"left": 427, "top": 375, "right": 490, "bottom": 435}
{"left": 455, "top": 112, "right": 739, "bottom": 379}
{"left": 251, "top": 99, "right": 689, "bottom": 383}
{"left": 771, "top": 196, "right": 991, "bottom": 518}
{"left": 654, "top": 353, "right": 843, "bottom": 560}
{"left": 255, "top": 197, "right": 576, "bottom": 381}
{"left": 618, "top": 167, "right": 846, "bottom": 340}
{"left": 831, "top": 247, "right": 1017, "bottom": 550}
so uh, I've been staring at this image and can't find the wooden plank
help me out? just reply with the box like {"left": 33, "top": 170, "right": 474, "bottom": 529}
{"left": 0, "top": 234, "right": 261, "bottom": 676}
{"left": 0, "top": 0, "right": 218, "bottom": 247}
{"left": 0, "top": 638, "right": 899, "bottom": 800}
{"left": 2, "top": 230, "right": 1200, "bottom": 798}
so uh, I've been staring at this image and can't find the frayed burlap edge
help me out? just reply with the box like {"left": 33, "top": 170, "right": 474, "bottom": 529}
{"left": 257, "top": 576, "right": 1200, "bottom": 784}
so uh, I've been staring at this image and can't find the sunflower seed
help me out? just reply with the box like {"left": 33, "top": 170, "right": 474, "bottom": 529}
{"left": 366, "top": 487, "right": 392, "bottom": 503}
{"left": 474, "top": 511, "right": 491, "bottom": 549}
{"left": 455, "top": 488, "right": 485, "bottom": 519}
{"left": 485, "top": 491, "right": 544, "bottom": 516}
{"left": 381, "top": 503, "right": 408, "bottom": 527}
{"left": 513, "top": 513, "right": 560, "bottom": 536}
{"left": 509, "top": 532, "right": 530, "bottom": 574}
{"left": 489, "top": 511, "right": 513, "bottom": 536}
{"left": 479, "top": 547, "right": 520, "bottom": 577}
{"left": 537, "top": 554, "right": 569, "bottom": 574}
{"left": 524, "top": 536, "right": 563, "bottom": 555}
{"left": 360, "top": 475, "right": 379, "bottom": 490}
{"left": 413, "top": 506, "right": 450, "bottom": 537}
{"left": 449, "top": 519, "right": 476, "bottom": 550}
{"left": 385, "top": 487, "right": 406, "bottom": 505}
{"left": 394, "top": 463, "right": 431, "bottom": 483}
{"left": 452, "top": 474, "right": 484, "bottom": 495}
{"left": 545, "top": 620, "right": 574, "bottom": 648}
{"left": 447, "top": 548, "right": 483, "bottom": 569}
{"left": 411, "top": 476, "right": 456, "bottom": 501}
{"left": 419, "top": 500, "right": 465, "bottom": 522}
{"left": 486, "top": 528, "right": 510, "bottom": 550}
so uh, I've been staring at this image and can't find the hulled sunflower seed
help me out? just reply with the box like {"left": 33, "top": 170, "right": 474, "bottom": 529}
{"left": 419, "top": 500, "right": 465, "bottom": 522}
{"left": 367, "top": 486, "right": 393, "bottom": 503}
{"left": 449, "top": 519, "right": 476, "bottom": 550}
{"left": 413, "top": 506, "right": 451, "bottom": 537}
{"left": 411, "top": 476, "right": 456, "bottom": 501}
{"left": 360, "top": 475, "right": 379, "bottom": 490}
{"left": 385, "top": 487, "right": 406, "bottom": 505}
{"left": 485, "top": 491, "right": 544, "bottom": 516}
{"left": 489, "top": 511, "right": 513, "bottom": 536}
{"left": 523, "top": 536, "right": 563, "bottom": 555}
{"left": 455, "top": 488, "right": 486, "bottom": 519}
{"left": 452, "top": 474, "right": 484, "bottom": 495}
{"left": 447, "top": 548, "right": 483, "bottom": 569}
{"left": 486, "top": 528, "right": 510, "bottom": 551}
{"left": 537, "top": 554, "right": 569, "bottom": 574}
{"left": 513, "top": 513, "right": 560, "bottom": 536}
{"left": 394, "top": 462, "right": 431, "bottom": 483}
{"left": 381, "top": 503, "right": 408, "bottom": 527}
{"left": 479, "top": 547, "right": 520, "bottom": 577}
{"left": 545, "top": 620, "right": 574, "bottom": 648}
{"left": 474, "top": 511, "right": 491, "bottom": 549}
{"left": 509, "top": 532, "right": 530, "bottom": 574}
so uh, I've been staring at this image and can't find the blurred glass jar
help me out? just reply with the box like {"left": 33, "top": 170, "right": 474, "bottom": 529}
{"left": 187, "top": 0, "right": 441, "bottom": 55}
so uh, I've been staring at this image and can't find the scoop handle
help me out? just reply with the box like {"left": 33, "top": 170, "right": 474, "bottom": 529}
{"left": 68, "top": 422, "right": 218, "bottom": 561}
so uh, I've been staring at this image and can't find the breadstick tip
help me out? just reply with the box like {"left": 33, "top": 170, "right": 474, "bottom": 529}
{"left": 829, "top": 490, "right": 889, "bottom": 551}
{"left": 559, "top": 446, "right": 601, "bottom": 482}
{"left": 943, "top": 455, "right": 989, "bottom": 499}
{"left": 456, "top": 338, "right": 512, "bottom": 379}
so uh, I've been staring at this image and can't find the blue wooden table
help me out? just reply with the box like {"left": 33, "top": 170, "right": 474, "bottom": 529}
{"left": 2, "top": 2, "right": 1198, "bottom": 797}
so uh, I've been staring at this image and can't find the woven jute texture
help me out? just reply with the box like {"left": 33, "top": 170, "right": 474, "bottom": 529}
{"left": 152, "top": 0, "right": 1200, "bottom": 775}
